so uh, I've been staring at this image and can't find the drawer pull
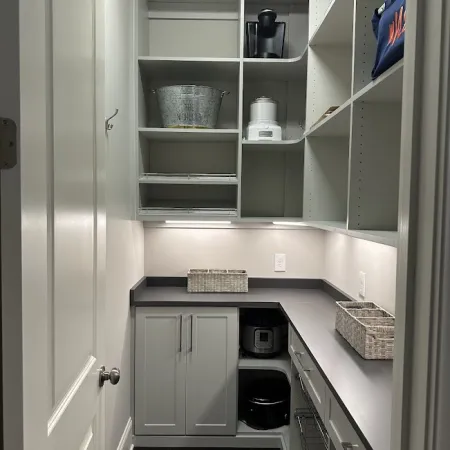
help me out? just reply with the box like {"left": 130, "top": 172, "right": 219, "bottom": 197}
{"left": 294, "top": 413, "right": 304, "bottom": 434}
{"left": 178, "top": 314, "right": 183, "bottom": 352}
{"left": 342, "top": 444, "right": 359, "bottom": 449}
{"left": 291, "top": 346, "right": 314, "bottom": 373}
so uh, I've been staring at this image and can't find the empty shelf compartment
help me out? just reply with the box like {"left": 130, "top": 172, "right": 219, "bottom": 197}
{"left": 140, "top": 183, "right": 238, "bottom": 213}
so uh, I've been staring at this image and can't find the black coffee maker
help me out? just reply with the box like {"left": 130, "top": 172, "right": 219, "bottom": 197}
{"left": 246, "top": 9, "right": 286, "bottom": 58}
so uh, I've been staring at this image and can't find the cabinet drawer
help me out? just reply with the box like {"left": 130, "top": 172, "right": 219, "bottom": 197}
{"left": 288, "top": 326, "right": 326, "bottom": 420}
{"left": 326, "top": 391, "right": 366, "bottom": 450}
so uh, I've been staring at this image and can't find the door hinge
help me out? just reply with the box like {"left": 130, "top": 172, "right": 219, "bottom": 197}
{"left": 0, "top": 117, "right": 17, "bottom": 170}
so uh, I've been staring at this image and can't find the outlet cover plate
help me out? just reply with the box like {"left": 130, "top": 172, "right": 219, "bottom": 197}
{"left": 359, "top": 271, "right": 366, "bottom": 298}
{"left": 274, "top": 253, "right": 286, "bottom": 272}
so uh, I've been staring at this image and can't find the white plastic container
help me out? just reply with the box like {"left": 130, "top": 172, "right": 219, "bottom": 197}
{"left": 249, "top": 97, "right": 278, "bottom": 122}
{"left": 247, "top": 97, "right": 282, "bottom": 141}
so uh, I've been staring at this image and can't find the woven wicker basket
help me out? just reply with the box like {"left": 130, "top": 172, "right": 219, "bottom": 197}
{"left": 335, "top": 301, "right": 395, "bottom": 360}
{"left": 187, "top": 269, "right": 248, "bottom": 293}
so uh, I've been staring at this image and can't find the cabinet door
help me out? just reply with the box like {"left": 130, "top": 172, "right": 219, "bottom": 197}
{"left": 135, "top": 308, "right": 186, "bottom": 435}
{"left": 186, "top": 307, "right": 238, "bottom": 436}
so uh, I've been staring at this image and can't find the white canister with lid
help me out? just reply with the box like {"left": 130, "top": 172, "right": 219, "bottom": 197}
{"left": 249, "top": 97, "right": 278, "bottom": 123}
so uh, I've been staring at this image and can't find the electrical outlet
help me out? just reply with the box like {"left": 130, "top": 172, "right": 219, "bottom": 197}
{"left": 274, "top": 253, "right": 286, "bottom": 272}
{"left": 359, "top": 271, "right": 366, "bottom": 298}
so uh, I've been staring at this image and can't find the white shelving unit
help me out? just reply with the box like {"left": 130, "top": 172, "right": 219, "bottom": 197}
{"left": 133, "top": 0, "right": 309, "bottom": 223}
{"left": 132, "top": 0, "right": 404, "bottom": 247}
{"left": 303, "top": 0, "right": 404, "bottom": 245}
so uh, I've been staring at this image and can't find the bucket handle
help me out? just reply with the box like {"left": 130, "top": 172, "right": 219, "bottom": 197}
{"left": 221, "top": 91, "right": 230, "bottom": 98}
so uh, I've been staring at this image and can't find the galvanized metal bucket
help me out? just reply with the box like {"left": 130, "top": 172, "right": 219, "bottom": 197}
{"left": 153, "top": 85, "right": 229, "bottom": 129}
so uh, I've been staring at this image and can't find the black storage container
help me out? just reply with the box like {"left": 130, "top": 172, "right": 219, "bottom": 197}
{"left": 239, "top": 371, "right": 290, "bottom": 430}
{"left": 246, "top": 9, "right": 286, "bottom": 58}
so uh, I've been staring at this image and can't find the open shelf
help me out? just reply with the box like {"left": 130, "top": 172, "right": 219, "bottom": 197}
{"left": 239, "top": 352, "right": 292, "bottom": 383}
{"left": 139, "top": 173, "right": 238, "bottom": 185}
{"left": 138, "top": 57, "right": 240, "bottom": 82}
{"left": 309, "top": 0, "right": 354, "bottom": 46}
{"left": 353, "top": 60, "right": 404, "bottom": 103}
{"left": 243, "top": 48, "right": 308, "bottom": 82}
{"left": 139, "top": 127, "right": 239, "bottom": 142}
{"left": 242, "top": 138, "right": 305, "bottom": 152}
{"left": 141, "top": 0, "right": 240, "bottom": 59}
{"left": 306, "top": 100, "right": 351, "bottom": 137}
{"left": 238, "top": 421, "right": 289, "bottom": 436}
{"left": 241, "top": 150, "right": 303, "bottom": 218}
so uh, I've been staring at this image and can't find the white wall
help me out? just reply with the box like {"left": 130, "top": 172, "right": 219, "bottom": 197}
{"left": 144, "top": 227, "right": 325, "bottom": 278}
{"left": 144, "top": 228, "right": 397, "bottom": 313}
{"left": 105, "top": 1, "right": 144, "bottom": 448}
{"left": 324, "top": 232, "right": 397, "bottom": 313}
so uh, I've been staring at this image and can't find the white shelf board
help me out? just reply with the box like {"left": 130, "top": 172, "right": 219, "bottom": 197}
{"left": 138, "top": 207, "right": 238, "bottom": 220}
{"left": 138, "top": 57, "right": 240, "bottom": 81}
{"left": 139, "top": 127, "right": 239, "bottom": 142}
{"left": 309, "top": 0, "right": 354, "bottom": 46}
{"left": 305, "top": 221, "right": 347, "bottom": 232}
{"left": 139, "top": 174, "right": 238, "bottom": 185}
{"left": 306, "top": 100, "right": 351, "bottom": 137}
{"left": 347, "top": 229, "right": 398, "bottom": 247}
{"left": 306, "top": 221, "right": 398, "bottom": 247}
{"left": 242, "top": 138, "right": 305, "bottom": 152}
{"left": 243, "top": 48, "right": 308, "bottom": 81}
{"left": 239, "top": 352, "right": 291, "bottom": 383}
{"left": 353, "top": 60, "right": 404, "bottom": 103}
{"left": 237, "top": 421, "right": 289, "bottom": 437}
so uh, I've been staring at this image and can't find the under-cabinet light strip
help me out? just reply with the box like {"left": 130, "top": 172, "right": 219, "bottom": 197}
{"left": 165, "top": 220, "right": 232, "bottom": 225}
{"left": 272, "top": 222, "right": 308, "bottom": 226}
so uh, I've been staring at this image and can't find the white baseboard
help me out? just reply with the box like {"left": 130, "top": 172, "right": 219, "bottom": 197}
{"left": 117, "top": 418, "right": 133, "bottom": 450}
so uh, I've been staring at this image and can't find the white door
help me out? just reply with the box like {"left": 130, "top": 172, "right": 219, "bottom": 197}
{"left": 0, "top": 1, "right": 108, "bottom": 449}
{"left": 186, "top": 307, "right": 238, "bottom": 436}
{"left": 134, "top": 308, "right": 187, "bottom": 436}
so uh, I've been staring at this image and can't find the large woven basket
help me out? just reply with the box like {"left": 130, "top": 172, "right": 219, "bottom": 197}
{"left": 335, "top": 301, "right": 395, "bottom": 360}
{"left": 187, "top": 269, "right": 248, "bottom": 293}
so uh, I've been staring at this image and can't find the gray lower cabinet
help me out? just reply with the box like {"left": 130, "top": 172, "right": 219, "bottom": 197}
{"left": 134, "top": 307, "right": 238, "bottom": 437}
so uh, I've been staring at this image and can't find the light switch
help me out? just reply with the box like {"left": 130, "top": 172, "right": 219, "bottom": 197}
{"left": 359, "top": 271, "right": 366, "bottom": 298}
{"left": 274, "top": 253, "right": 286, "bottom": 272}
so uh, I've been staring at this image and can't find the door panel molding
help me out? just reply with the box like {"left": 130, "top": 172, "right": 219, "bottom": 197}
{"left": 48, "top": 356, "right": 97, "bottom": 435}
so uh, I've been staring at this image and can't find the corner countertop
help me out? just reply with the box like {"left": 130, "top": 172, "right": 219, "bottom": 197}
{"left": 130, "top": 278, "right": 392, "bottom": 450}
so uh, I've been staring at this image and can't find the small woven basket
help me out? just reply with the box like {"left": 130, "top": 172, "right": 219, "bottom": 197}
{"left": 187, "top": 269, "right": 248, "bottom": 293}
{"left": 335, "top": 301, "right": 395, "bottom": 360}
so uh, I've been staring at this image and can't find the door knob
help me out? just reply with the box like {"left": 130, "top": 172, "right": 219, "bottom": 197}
{"left": 99, "top": 366, "right": 121, "bottom": 387}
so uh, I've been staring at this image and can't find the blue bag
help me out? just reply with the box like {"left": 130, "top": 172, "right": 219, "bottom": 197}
{"left": 371, "top": 0, "right": 406, "bottom": 79}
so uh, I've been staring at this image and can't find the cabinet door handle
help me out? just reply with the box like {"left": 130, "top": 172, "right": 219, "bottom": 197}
{"left": 178, "top": 314, "right": 183, "bottom": 353}
{"left": 189, "top": 314, "right": 194, "bottom": 353}
{"left": 342, "top": 443, "right": 359, "bottom": 449}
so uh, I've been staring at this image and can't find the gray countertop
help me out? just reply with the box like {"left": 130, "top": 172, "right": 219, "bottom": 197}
{"left": 131, "top": 284, "right": 392, "bottom": 450}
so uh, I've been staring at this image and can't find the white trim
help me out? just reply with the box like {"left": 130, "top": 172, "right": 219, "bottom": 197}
{"left": 147, "top": 11, "right": 238, "bottom": 20}
{"left": 80, "top": 428, "right": 94, "bottom": 450}
{"left": 133, "top": 435, "right": 283, "bottom": 448}
{"left": 117, "top": 418, "right": 133, "bottom": 450}
{"left": 47, "top": 356, "right": 97, "bottom": 435}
